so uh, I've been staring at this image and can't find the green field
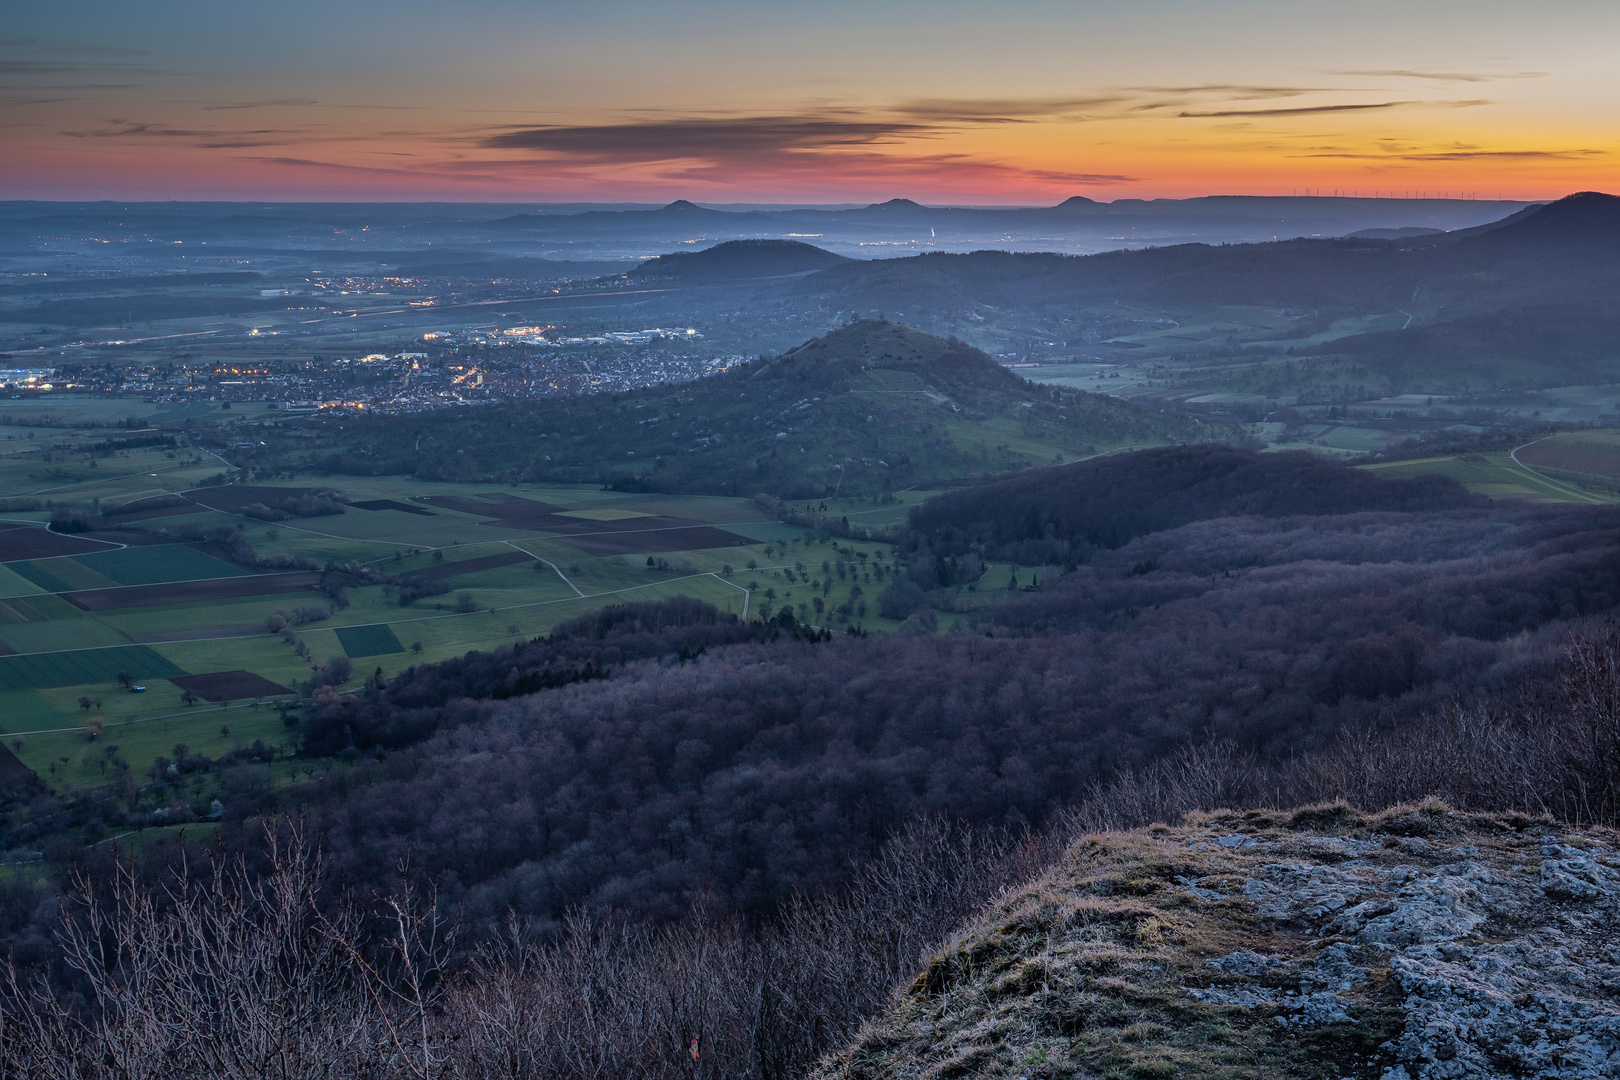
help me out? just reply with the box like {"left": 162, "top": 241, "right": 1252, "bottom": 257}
{"left": 7, "top": 561, "right": 75, "bottom": 592}
{"left": 1513, "top": 430, "right": 1620, "bottom": 493}
{"left": 0, "top": 467, "right": 904, "bottom": 763}
{"left": 335, "top": 623, "right": 404, "bottom": 657}
{"left": 0, "top": 397, "right": 913, "bottom": 843}
{"left": 0, "top": 644, "right": 183, "bottom": 692}
{"left": 1359, "top": 448, "right": 1620, "bottom": 505}
{"left": 77, "top": 544, "right": 246, "bottom": 585}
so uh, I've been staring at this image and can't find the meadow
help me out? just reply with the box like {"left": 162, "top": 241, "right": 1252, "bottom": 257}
{"left": 1358, "top": 443, "right": 1620, "bottom": 504}
{"left": 4, "top": 385, "right": 1611, "bottom": 872}
{"left": 1513, "top": 429, "right": 1620, "bottom": 493}
{"left": 0, "top": 407, "right": 928, "bottom": 794}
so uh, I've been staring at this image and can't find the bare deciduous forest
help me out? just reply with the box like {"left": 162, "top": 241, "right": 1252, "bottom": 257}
{"left": 3, "top": 446, "right": 1619, "bottom": 1077}
{"left": 4, "top": 627, "right": 1616, "bottom": 1078}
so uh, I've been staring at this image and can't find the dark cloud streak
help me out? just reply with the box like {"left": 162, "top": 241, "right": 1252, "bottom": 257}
{"left": 893, "top": 96, "right": 1128, "bottom": 120}
{"left": 483, "top": 95, "right": 1170, "bottom": 163}
{"left": 201, "top": 98, "right": 320, "bottom": 111}
{"left": 1296, "top": 148, "right": 1603, "bottom": 161}
{"left": 1179, "top": 101, "right": 1417, "bottom": 118}
{"left": 486, "top": 116, "right": 936, "bottom": 159}
{"left": 1332, "top": 69, "right": 1546, "bottom": 82}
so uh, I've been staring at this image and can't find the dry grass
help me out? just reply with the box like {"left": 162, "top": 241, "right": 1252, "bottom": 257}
{"left": 816, "top": 805, "right": 1590, "bottom": 1080}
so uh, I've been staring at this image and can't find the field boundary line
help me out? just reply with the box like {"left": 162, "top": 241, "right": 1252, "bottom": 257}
{"left": 500, "top": 541, "right": 586, "bottom": 597}
{"left": 6, "top": 566, "right": 317, "bottom": 605}
{"left": 251, "top": 516, "right": 423, "bottom": 548}
{"left": 26, "top": 461, "right": 197, "bottom": 498}
{"left": 710, "top": 572, "right": 750, "bottom": 619}
{"left": 6, "top": 697, "right": 278, "bottom": 738}
{"left": 0, "top": 564, "right": 794, "bottom": 655}
{"left": 374, "top": 568, "right": 770, "bottom": 628}
{"left": 1509, "top": 437, "right": 1609, "bottom": 504}
{"left": 238, "top": 515, "right": 775, "bottom": 552}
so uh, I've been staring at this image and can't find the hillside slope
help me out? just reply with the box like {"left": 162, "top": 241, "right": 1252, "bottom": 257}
{"left": 819, "top": 804, "right": 1620, "bottom": 1080}
{"left": 274, "top": 320, "right": 1212, "bottom": 495}
{"left": 1310, "top": 303, "right": 1620, "bottom": 391}
{"left": 626, "top": 239, "right": 852, "bottom": 282}
{"left": 911, "top": 444, "right": 1476, "bottom": 556}
{"left": 783, "top": 192, "right": 1620, "bottom": 325}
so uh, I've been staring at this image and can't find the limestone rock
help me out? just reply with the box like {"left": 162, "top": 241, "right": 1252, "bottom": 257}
{"left": 816, "top": 808, "right": 1620, "bottom": 1080}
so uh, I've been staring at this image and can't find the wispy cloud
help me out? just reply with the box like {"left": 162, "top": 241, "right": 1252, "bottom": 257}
{"left": 1178, "top": 101, "right": 1418, "bottom": 118}
{"left": 201, "top": 99, "right": 320, "bottom": 111}
{"left": 244, "top": 155, "right": 429, "bottom": 178}
{"left": 473, "top": 87, "right": 1522, "bottom": 192}
{"left": 482, "top": 95, "right": 1143, "bottom": 161}
{"left": 1298, "top": 147, "right": 1605, "bottom": 162}
{"left": 485, "top": 115, "right": 935, "bottom": 158}
{"left": 0, "top": 37, "right": 148, "bottom": 57}
{"left": 1331, "top": 69, "right": 1546, "bottom": 82}
{"left": 61, "top": 121, "right": 319, "bottom": 149}
{"left": 57, "top": 116, "right": 440, "bottom": 150}
{"left": 475, "top": 102, "right": 1154, "bottom": 192}
{"left": 1026, "top": 169, "right": 1141, "bottom": 184}
{"left": 0, "top": 40, "right": 171, "bottom": 107}
{"left": 1179, "top": 99, "right": 1494, "bottom": 119}
{"left": 892, "top": 96, "right": 1129, "bottom": 121}
{"left": 188, "top": 98, "right": 420, "bottom": 112}
{"left": 1132, "top": 84, "right": 1352, "bottom": 100}
{"left": 0, "top": 57, "right": 164, "bottom": 78}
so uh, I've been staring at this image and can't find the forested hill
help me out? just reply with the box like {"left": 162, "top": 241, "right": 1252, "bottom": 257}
{"left": 1452, "top": 189, "right": 1620, "bottom": 252}
{"left": 625, "top": 239, "right": 852, "bottom": 282}
{"left": 782, "top": 191, "right": 1620, "bottom": 323}
{"left": 264, "top": 320, "right": 1210, "bottom": 495}
{"left": 228, "top": 495, "right": 1618, "bottom": 930}
{"left": 753, "top": 317, "right": 1025, "bottom": 398}
{"left": 1309, "top": 303, "right": 1620, "bottom": 389}
{"left": 297, "top": 596, "right": 795, "bottom": 756}
{"left": 908, "top": 444, "right": 1477, "bottom": 562}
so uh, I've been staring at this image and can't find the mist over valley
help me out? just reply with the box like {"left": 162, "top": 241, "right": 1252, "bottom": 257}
{"left": 2, "top": 189, "right": 1619, "bottom": 1079}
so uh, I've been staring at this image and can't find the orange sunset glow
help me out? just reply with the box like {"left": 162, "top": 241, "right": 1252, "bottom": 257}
{"left": 3, "top": 0, "right": 1617, "bottom": 202}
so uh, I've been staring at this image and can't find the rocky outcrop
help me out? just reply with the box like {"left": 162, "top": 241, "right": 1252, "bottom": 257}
{"left": 816, "top": 803, "right": 1620, "bottom": 1080}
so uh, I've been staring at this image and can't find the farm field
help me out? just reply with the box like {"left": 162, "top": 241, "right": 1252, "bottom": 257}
{"left": 0, "top": 465, "right": 911, "bottom": 776}
{"left": 1358, "top": 447, "right": 1620, "bottom": 504}
{"left": 1514, "top": 430, "right": 1620, "bottom": 492}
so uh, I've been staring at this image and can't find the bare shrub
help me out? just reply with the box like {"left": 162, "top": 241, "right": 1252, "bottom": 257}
{"left": 0, "top": 822, "right": 452, "bottom": 1080}
{"left": 440, "top": 817, "right": 1042, "bottom": 1080}
{"left": 1071, "top": 620, "right": 1620, "bottom": 831}
{"left": 0, "top": 819, "right": 1045, "bottom": 1080}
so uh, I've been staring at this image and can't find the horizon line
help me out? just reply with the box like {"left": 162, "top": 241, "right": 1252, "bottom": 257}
{"left": 0, "top": 193, "right": 1567, "bottom": 210}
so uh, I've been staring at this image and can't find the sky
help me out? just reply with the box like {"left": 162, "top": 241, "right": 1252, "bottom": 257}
{"left": 2, "top": 0, "right": 1616, "bottom": 203}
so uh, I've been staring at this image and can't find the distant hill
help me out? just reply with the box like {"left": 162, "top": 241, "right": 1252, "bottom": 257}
{"left": 1344, "top": 226, "right": 1443, "bottom": 240}
{"left": 626, "top": 239, "right": 852, "bottom": 283}
{"left": 396, "top": 255, "right": 622, "bottom": 278}
{"left": 275, "top": 320, "right": 1217, "bottom": 496}
{"left": 1454, "top": 190, "right": 1620, "bottom": 252}
{"left": 447, "top": 195, "right": 1532, "bottom": 259}
{"left": 493, "top": 199, "right": 739, "bottom": 233}
{"left": 787, "top": 242, "right": 1418, "bottom": 315}
{"left": 768, "top": 192, "right": 1620, "bottom": 377}
{"left": 1312, "top": 302, "right": 1620, "bottom": 391}
{"left": 752, "top": 317, "right": 1024, "bottom": 398}
{"left": 1427, "top": 202, "right": 1545, "bottom": 243}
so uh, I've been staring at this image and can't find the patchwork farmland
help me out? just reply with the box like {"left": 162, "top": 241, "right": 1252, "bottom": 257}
{"left": 0, "top": 398, "right": 929, "bottom": 802}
